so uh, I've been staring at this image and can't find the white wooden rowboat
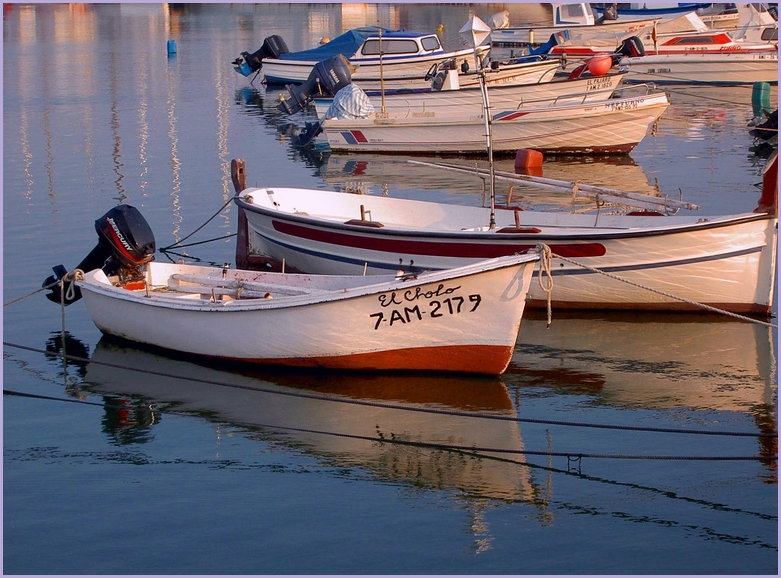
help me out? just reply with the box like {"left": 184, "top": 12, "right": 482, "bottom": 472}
{"left": 320, "top": 90, "right": 670, "bottom": 154}
{"left": 232, "top": 150, "right": 778, "bottom": 316}
{"left": 76, "top": 255, "right": 540, "bottom": 375}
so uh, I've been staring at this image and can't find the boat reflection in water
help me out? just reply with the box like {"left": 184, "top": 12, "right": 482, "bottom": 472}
{"left": 81, "top": 338, "right": 538, "bottom": 503}
{"left": 316, "top": 152, "right": 663, "bottom": 210}
{"left": 508, "top": 312, "right": 778, "bottom": 477}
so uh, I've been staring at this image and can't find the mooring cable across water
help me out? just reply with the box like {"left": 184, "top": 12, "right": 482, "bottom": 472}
{"left": 3, "top": 342, "right": 776, "bottom": 442}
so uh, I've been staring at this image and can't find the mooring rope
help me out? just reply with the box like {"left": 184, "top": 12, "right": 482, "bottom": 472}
{"left": 158, "top": 196, "right": 235, "bottom": 252}
{"left": 534, "top": 243, "right": 555, "bottom": 326}
{"left": 2, "top": 387, "right": 775, "bottom": 463}
{"left": 4, "top": 342, "right": 775, "bottom": 440}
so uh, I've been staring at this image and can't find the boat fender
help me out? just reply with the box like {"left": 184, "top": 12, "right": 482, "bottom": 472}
{"left": 587, "top": 53, "right": 612, "bottom": 76}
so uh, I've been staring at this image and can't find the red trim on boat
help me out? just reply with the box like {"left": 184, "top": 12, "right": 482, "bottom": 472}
{"left": 233, "top": 343, "right": 516, "bottom": 375}
{"left": 272, "top": 220, "right": 607, "bottom": 258}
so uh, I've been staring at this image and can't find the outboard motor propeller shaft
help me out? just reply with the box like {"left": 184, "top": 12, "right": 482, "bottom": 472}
{"left": 43, "top": 204, "right": 156, "bottom": 306}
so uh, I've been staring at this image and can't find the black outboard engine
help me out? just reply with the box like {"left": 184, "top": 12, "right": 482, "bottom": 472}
{"left": 278, "top": 54, "right": 353, "bottom": 115}
{"left": 43, "top": 205, "right": 156, "bottom": 306}
{"left": 616, "top": 36, "right": 645, "bottom": 58}
{"left": 232, "top": 35, "right": 289, "bottom": 77}
{"left": 596, "top": 4, "right": 619, "bottom": 24}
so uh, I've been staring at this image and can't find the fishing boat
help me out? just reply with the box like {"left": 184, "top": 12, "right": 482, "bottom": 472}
{"left": 490, "top": 2, "right": 661, "bottom": 46}
{"left": 231, "top": 27, "right": 489, "bottom": 87}
{"left": 619, "top": 50, "right": 779, "bottom": 84}
{"left": 316, "top": 88, "right": 669, "bottom": 154}
{"left": 42, "top": 206, "right": 540, "bottom": 376}
{"left": 308, "top": 70, "right": 626, "bottom": 119}
{"left": 549, "top": 8, "right": 778, "bottom": 84}
{"left": 231, "top": 148, "right": 778, "bottom": 316}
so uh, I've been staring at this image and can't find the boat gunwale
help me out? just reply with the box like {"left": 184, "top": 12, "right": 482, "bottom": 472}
{"left": 235, "top": 191, "right": 775, "bottom": 242}
{"left": 77, "top": 253, "right": 541, "bottom": 312}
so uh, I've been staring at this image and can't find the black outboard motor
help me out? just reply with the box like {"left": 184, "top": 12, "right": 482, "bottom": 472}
{"left": 616, "top": 36, "right": 645, "bottom": 58}
{"left": 278, "top": 54, "right": 353, "bottom": 115}
{"left": 43, "top": 205, "right": 156, "bottom": 306}
{"left": 232, "top": 35, "right": 289, "bottom": 77}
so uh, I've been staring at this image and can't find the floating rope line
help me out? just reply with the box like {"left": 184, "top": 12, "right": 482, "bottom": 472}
{"left": 159, "top": 196, "right": 235, "bottom": 252}
{"left": 3, "top": 342, "right": 775, "bottom": 440}
{"left": 549, "top": 250, "right": 778, "bottom": 329}
{"left": 2, "top": 388, "right": 775, "bottom": 463}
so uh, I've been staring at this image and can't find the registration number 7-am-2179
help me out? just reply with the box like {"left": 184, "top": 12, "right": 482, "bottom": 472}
{"left": 369, "top": 283, "right": 482, "bottom": 330}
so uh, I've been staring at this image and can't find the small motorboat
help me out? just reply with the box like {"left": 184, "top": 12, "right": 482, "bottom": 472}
{"left": 43, "top": 205, "right": 540, "bottom": 376}
{"left": 231, "top": 26, "right": 490, "bottom": 86}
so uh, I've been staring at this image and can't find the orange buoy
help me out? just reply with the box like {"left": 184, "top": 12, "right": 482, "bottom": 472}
{"left": 515, "top": 149, "right": 543, "bottom": 173}
{"left": 515, "top": 149, "right": 543, "bottom": 176}
{"left": 587, "top": 53, "right": 613, "bottom": 76}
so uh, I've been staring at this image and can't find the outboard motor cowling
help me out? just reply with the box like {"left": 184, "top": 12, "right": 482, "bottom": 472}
{"left": 43, "top": 205, "right": 156, "bottom": 306}
{"left": 232, "top": 35, "right": 290, "bottom": 77}
{"left": 279, "top": 54, "right": 354, "bottom": 115}
{"left": 616, "top": 36, "right": 645, "bottom": 59}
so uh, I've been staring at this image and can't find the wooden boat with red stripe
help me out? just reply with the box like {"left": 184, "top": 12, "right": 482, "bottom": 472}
{"left": 76, "top": 254, "right": 540, "bottom": 376}
{"left": 233, "top": 151, "right": 778, "bottom": 316}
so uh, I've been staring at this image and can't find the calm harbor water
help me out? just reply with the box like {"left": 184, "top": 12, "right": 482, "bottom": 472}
{"left": 3, "top": 3, "right": 778, "bottom": 575}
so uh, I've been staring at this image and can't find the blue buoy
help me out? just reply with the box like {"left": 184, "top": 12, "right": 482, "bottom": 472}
{"left": 167, "top": 39, "right": 177, "bottom": 54}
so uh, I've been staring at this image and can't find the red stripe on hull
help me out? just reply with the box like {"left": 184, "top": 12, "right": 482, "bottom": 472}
{"left": 272, "top": 220, "right": 607, "bottom": 258}
{"left": 229, "top": 344, "right": 515, "bottom": 375}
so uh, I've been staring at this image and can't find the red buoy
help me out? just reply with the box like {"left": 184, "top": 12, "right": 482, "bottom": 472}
{"left": 587, "top": 53, "right": 613, "bottom": 76}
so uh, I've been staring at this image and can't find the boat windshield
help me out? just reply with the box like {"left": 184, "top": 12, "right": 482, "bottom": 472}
{"left": 361, "top": 38, "right": 421, "bottom": 55}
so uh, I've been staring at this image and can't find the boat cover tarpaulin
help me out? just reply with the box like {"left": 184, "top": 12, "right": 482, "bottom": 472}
{"left": 325, "top": 84, "right": 375, "bottom": 119}
{"left": 278, "top": 27, "right": 386, "bottom": 62}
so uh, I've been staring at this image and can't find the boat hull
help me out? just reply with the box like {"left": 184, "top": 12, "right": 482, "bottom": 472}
{"left": 322, "top": 93, "right": 670, "bottom": 154}
{"left": 262, "top": 46, "right": 488, "bottom": 85}
{"left": 624, "top": 52, "right": 779, "bottom": 84}
{"left": 313, "top": 73, "right": 625, "bottom": 118}
{"left": 235, "top": 187, "right": 777, "bottom": 315}
{"left": 78, "top": 257, "right": 538, "bottom": 375}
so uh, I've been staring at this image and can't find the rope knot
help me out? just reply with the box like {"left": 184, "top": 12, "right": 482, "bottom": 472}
{"left": 533, "top": 243, "right": 554, "bottom": 327}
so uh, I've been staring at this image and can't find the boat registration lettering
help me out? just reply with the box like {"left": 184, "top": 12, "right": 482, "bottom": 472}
{"left": 370, "top": 284, "right": 482, "bottom": 329}
{"left": 605, "top": 98, "right": 643, "bottom": 111}
{"left": 586, "top": 76, "right": 613, "bottom": 91}
{"left": 645, "top": 68, "right": 671, "bottom": 73}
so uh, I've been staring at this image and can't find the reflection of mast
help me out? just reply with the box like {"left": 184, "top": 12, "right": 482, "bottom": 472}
{"left": 213, "top": 43, "right": 232, "bottom": 233}
{"left": 137, "top": 52, "right": 150, "bottom": 197}
{"left": 108, "top": 33, "right": 126, "bottom": 203}
{"left": 166, "top": 54, "right": 182, "bottom": 243}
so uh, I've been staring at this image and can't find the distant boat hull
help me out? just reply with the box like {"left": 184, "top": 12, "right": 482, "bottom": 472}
{"left": 321, "top": 92, "right": 670, "bottom": 154}
{"left": 623, "top": 51, "right": 779, "bottom": 84}
{"left": 313, "top": 72, "right": 625, "bottom": 118}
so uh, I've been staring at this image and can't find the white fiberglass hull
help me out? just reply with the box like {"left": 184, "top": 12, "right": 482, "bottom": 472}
{"left": 235, "top": 187, "right": 777, "bottom": 315}
{"left": 78, "top": 257, "right": 538, "bottom": 375}
{"left": 321, "top": 93, "right": 670, "bottom": 154}
{"left": 262, "top": 46, "right": 488, "bottom": 85}
{"left": 624, "top": 52, "right": 779, "bottom": 84}
{"left": 313, "top": 73, "right": 625, "bottom": 118}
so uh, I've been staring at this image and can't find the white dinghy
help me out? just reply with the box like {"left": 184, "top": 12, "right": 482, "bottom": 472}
{"left": 43, "top": 205, "right": 540, "bottom": 376}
